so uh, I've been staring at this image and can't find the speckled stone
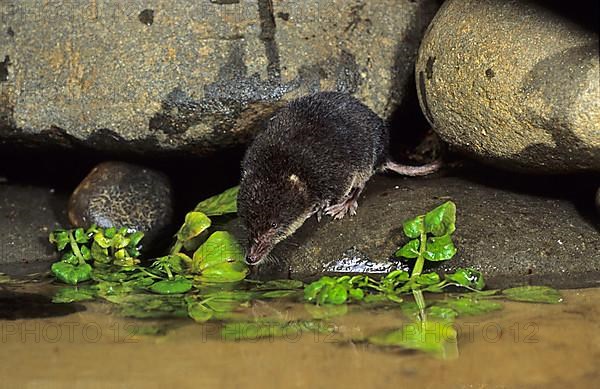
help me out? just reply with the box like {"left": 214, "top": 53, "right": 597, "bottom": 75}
{"left": 415, "top": 0, "right": 600, "bottom": 173}
{"left": 0, "top": 0, "right": 439, "bottom": 155}
{"left": 68, "top": 161, "right": 173, "bottom": 245}
{"left": 226, "top": 171, "right": 600, "bottom": 289}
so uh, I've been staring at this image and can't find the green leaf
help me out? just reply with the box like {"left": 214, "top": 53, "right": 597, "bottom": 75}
{"left": 413, "top": 273, "right": 441, "bottom": 286}
{"left": 327, "top": 284, "right": 348, "bottom": 305}
{"left": 149, "top": 276, "right": 193, "bottom": 294}
{"left": 49, "top": 230, "right": 69, "bottom": 251}
{"left": 445, "top": 268, "right": 485, "bottom": 290}
{"left": 423, "top": 234, "right": 457, "bottom": 261}
{"left": 193, "top": 186, "right": 239, "bottom": 216}
{"left": 424, "top": 201, "right": 456, "bottom": 237}
{"left": 52, "top": 286, "right": 96, "bottom": 303}
{"left": 104, "top": 227, "right": 116, "bottom": 238}
{"left": 112, "top": 233, "right": 130, "bottom": 249}
{"left": 176, "top": 212, "right": 212, "bottom": 242}
{"left": 51, "top": 262, "right": 92, "bottom": 285}
{"left": 79, "top": 245, "right": 92, "bottom": 261}
{"left": 73, "top": 228, "right": 89, "bottom": 243}
{"left": 395, "top": 239, "right": 420, "bottom": 259}
{"left": 93, "top": 232, "right": 112, "bottom": 249}
{"left": 502, "top": 286, "right": 562, "bottom": 304}
{"left": 368, "top": 320, "right": 458, "bottom": 359}
{"left": 403, "top": 216, "right": 425, "bottom": 238}
{"left": 193, "top": 231, "right": 248, "bottom": 283}
{"left": 91, "top": 241, "right": 110, "bottom": 264}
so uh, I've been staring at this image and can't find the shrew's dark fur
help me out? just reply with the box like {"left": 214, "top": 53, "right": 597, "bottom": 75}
{"left": 238, "top": 92, "right": 438, "bottom": 264}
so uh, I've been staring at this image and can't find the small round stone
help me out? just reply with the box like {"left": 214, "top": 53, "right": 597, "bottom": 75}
{"left": 68, "top": 161, "right": 173, "bottom": 245}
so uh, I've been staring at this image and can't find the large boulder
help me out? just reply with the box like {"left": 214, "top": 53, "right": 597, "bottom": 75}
{"left": 0, "top": 0, "right": 439, "bottom": 155}
{"left": 415, "top": 0, "right": 600, "bottom": 173}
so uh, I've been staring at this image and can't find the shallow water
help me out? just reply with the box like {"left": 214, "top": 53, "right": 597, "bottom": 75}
{"left": 1, "top": 282, "right": 599, "bottom": 389}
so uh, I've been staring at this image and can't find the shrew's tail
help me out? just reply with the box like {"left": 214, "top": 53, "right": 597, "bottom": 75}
{"left": 380, "top": 159, "right": 442, "bottom": 176}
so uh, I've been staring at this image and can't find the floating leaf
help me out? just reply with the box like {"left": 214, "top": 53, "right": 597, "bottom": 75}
{"left": 51, "top": 262, "right": 92, "bottom": 285}
{"left": 193, "top": 231, "right": 248, "bottom": 283}
{"left": 194, "top": 186, "right": 239, "bottom": 216}
{"left": 502, "top": 286, "right": 562, "bottom": 304}
{"left": 424, "top": 201, "right": 456, "bottom": 237}
{"left": 149, "top": 276, "right": 193, "bottom": 294}
{"left": 445, "top": 268, "right": 485, "bottom": 290}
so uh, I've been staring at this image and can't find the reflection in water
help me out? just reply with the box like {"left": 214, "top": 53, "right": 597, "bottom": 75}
{"left": 0, "top": 284, "right": 598, "bottom": 387}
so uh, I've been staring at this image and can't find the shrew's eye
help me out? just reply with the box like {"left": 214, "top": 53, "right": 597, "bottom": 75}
{"left": 271, "top": 222, "right": 278, "bottom": 229}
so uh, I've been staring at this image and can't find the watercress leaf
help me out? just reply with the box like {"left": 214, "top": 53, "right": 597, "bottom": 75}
{"left": 395, "top": 239, "right": 420, "bottom": 259}
{"left": 502, "top": 286, "right": 562, "bottom": 304}
{"left": 51, "top": 262, "right": 92, "bottom": 285}
{"left": 128, "top": 231, "right": 144, "bottom": 248}
{"left": 149, "top": 276, "right": 193, "bottom": 294}
{"left": 413, "top": 273, "right": 441, "bottom": 286}
{"left": 91, "top": 241, "right": 110, "bottom": 264}
{"left": 61, "top": 251, "right": 78, "bottom": 265}
{"left": 327, "top": 284, "right": 348, "bottom": 304}
{"left": 104, "top": 227, "right": 116, "bottom": 239}
{"left": 112, "top": 233, "right": 130, "bottom": 249}
{"left": 424, "top": 201, "right": 456, "bottom": 237}
{"left": 187, "top": 302, "right": 213, "bottom": 322}
{"left": 363, "top": 294, "right": 389, "bottom": 304}
{"left": 73, "top": 228, "right": 89, "bottom": 243}
{"left": 49, "top": 231, "right": 69, "bottom": 251}
{"left": 403, "top": 216, "right": 425, "bottom": 238}
{"left": 423, "top": 234, "right": 457, "bottom": 261}
{"left": 304, "top": 282, "right": 325, "bottom": 302}
{"left": 79, "top": 245, "right": 92, "bottom": 261}
{"left": 386, "top": 270, "right": 410, "bottom": 282}
{"left": 349, "top": 288, "right": 364, "bottom": 301}
{"left": 193, "top": 231, "right": 248, "bottom": 282}
{"left": 199, "top": 264, "right": 248, "bottom": 283}
{"left": 445, "top": 268, "right": 485, "bottom": 290}
{"left": 177, "top": 212, "right": 212, "bottom": 242}
{"left": 386, "top": 293, "right": 403, "bottom": 303}
{"left": 193, "top": 186, "right": 239, "bottom": 216}
{"left": 94, "top": 232, "right": 112, "bottom": 249}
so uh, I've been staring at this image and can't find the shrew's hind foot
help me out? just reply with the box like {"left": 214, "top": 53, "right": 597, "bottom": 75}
{"left": 325, "top": 186, "right": 363, "bottom": 220}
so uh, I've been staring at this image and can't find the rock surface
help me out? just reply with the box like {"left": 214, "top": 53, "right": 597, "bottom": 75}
{"left": 0, "top": 184, "right": 68, "bottom": 269}
{"left": 232, "top": 169, "right": 600, "bottom": 289}
{"left": 68, "top": 161, "right": 173, "bottom": 245}
{"left": 0, "top": 0, "right": 439, "bottom": 154}
{"left": 415, "top": 0, "right": 600, "bottom": 173}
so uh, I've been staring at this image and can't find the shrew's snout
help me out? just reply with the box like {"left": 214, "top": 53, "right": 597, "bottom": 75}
{"left": 245, "top": 238, "right": 272, "bottom": 265}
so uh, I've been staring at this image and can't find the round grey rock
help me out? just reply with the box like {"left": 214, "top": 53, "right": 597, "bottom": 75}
{"left": 0, "top": 0, "right": 439, "bottom": 155}
{"left": 68, "top": 161, "right": 173, "bottom": 245}
{"left": 415, "top": 0, "right": 600, "bottom": 173}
